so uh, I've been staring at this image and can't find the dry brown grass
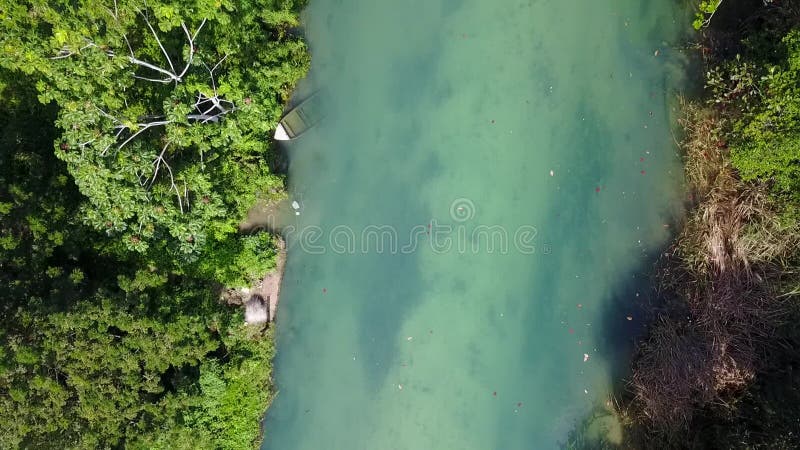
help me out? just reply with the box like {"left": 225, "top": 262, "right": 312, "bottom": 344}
{"left": 627, "top": 99, "right": 800, "bottom": 439}
{"left": 631, "top": 319, "right": 713, "bottom": 431}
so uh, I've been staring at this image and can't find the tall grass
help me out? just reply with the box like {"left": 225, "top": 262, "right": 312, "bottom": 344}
{"left": 626, "top": 99, "right": 800, "bottom": 441}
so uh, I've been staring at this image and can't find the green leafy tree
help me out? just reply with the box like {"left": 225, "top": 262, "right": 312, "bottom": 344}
{"left": 1, "top": 0, "right": 308, "bottom": 270}
{"left": 0, "top": 71, "right": 94, "bottom": 313}
{"left": 0, "top": 1, "right": 307, "bottom": 448}
{"left": 1, "top": 275, "right": 277, "bottom": 449}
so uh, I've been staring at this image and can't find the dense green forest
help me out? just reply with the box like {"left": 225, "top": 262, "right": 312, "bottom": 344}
{"left": 0, "top": 0, "right": 308, "bottom": 448}
{"left": 620, "top": 0, "right": 800, "bottom": 448}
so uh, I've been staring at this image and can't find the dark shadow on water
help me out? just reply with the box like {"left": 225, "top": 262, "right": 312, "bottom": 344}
{"left": 353, "top": 252, "right": 425, "bottom": 390}
{"left": 505, "top": 81, "right": 686, "bottom": 446}
{"left": 266, "top": 139, "right": 290, "bottom": 175}
{"left": 558, "top": 235, "right": 681, "bottom": 450}
{"left": 499, "top": 99, "right": 619, "bottom": 448}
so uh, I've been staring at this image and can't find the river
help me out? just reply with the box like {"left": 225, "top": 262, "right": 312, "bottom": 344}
{"left": 261, "top": 0, "right": 691, "bottom": 448}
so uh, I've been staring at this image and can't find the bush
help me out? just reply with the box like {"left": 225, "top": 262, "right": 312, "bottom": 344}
{"left": 195, "top": 232, "right": 279, "bottom": 287}
{"left": 708, "top": 29, "right": 800, "bottom": 203}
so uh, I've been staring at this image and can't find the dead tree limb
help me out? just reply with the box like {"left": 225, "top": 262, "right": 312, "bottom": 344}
{"left": 101, "top": 119, "right": 172, "bottom": 155}
{"left": 125, "top": 15, "right": 207, "bottom": 84}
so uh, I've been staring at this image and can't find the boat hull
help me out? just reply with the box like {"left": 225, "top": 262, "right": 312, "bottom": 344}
{"left": 274, "top": 123, "right": 291, "bottom": 141}
{"left": 273, "top": 91, "right": 324, "bottom": 141}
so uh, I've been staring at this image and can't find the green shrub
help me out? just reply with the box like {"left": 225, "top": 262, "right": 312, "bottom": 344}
{"left": 708, "top": 29, "right": 800, "bottom": 204}
{"left": 195, "top": 232, "right": 278, "bottom": 287}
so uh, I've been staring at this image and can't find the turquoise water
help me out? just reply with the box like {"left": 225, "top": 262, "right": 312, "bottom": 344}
{"left": 262, "top": 0, "right": 690, "bottom": 448}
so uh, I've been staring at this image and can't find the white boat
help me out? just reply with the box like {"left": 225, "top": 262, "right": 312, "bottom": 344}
{"left": 274, "top": 91, "right": 324, "bottom": 141}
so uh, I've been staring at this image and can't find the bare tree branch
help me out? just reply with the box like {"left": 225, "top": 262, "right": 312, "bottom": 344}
{"left": 122, "top": 33, "right": 135, "bottom": 57}
{"left": 78, "top": 138, "right": 97, "bottom": 150}
{"left": 210, "top": 53, "right": 227, "bottom": 75}
{"left": 172, "top": 174, "right": 183, "bottom": 214}
{"left": 149, "top": 143, "right": 170, "bottom": 187}
{"left": 76, "top": 15, "right": 230, "bottom": 159}
{"left": 700, "top": 0, "right": 724, "bottom": 28}
{"left": 140, "top": 11, "right": 176, "bottom": 75}
{"left": 95, "top": 106, "right": 121, "bottom": 124}
{"left": 191, "top": 92, "right": 235, "bottom": 123}
{"left": 167, "top": 164, "right": 183, "bottom": 214}
{"left": 102, "top": 119, "right": 172, "bottom": 155}
{"left": 190, "top": 58, "right": 237, "bottom": 124}
{"left": 191, "top": 18, "right": 207, "bottom": 42}
{"left": 135, "top": 169, "right": 147, "bottom": 187}
{"left": 176, "top": 19, "right": 206, "bottom": 80}
{"left": 50, "top": 49, "right": 75, "bottom": 60}
{"left": 183, "top": 180, "right": 189, "bottom": 211}
{"left": 149, "top": 143, "right": 183, "bottom": 213}
{"left": 133, "top": 74, "right": 173, "bottom": 84}
{"left": 127, "top": 56, "right": 178, "bottom": 82}
{"left": 50, "top": 40, "right": 103, "bottom": 60}
{"left": 124, "top": 18, "right": 207, "bottom": 83}
{"left": 47, "top": 11, "right": 208, "bottom": 86}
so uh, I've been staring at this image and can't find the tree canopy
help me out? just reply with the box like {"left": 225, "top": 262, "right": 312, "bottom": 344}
{"left": 0, "top": 1, "right": 308, "bottom": 448}
{"left": 1, "top": 0, "right": 308, "bottom": 279}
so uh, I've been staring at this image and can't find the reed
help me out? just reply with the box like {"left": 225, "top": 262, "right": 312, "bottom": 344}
{"left": 626, "top": 98, "right": 800, "bottom": 441}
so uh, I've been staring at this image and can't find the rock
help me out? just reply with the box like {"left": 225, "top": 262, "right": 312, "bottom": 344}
{"left": 244, "top": 294, "right": 269, "bottom": 324}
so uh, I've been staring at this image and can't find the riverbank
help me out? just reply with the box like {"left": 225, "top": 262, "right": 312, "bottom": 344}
{"left": 617, "top": 2, "right": 800, "bottom": 447}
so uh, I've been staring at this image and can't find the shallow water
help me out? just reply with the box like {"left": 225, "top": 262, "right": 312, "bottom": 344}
{"left": 262, "top": 1, "right": 691, "bottom": 448}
